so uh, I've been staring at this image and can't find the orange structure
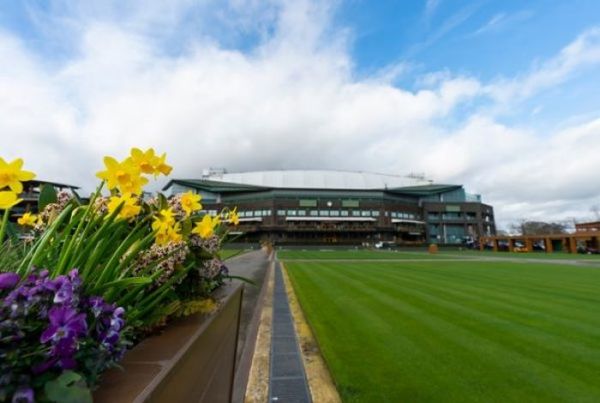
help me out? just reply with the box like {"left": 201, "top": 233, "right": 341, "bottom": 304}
{"left": 575, "top": 221, "right": 600, "bottom": 233}
{"left": 479, "top": 232, "right": 600, "bottom": 254}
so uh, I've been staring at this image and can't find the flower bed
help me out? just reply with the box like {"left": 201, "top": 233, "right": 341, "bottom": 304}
{"left": 0, "top": 150, "right": 241, "bottom": 402}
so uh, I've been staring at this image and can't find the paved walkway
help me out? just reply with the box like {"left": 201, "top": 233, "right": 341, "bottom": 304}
{"left": 268, "top": 262, "right": 312, "bottom": 403}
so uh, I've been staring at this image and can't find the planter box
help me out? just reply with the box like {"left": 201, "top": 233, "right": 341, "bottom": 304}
{"left": 94, "top": 282, "right": 244, "bottom": 403}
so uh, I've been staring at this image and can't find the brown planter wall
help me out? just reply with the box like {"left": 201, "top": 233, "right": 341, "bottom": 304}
{"left": 94, "top": 282, "right": 244, "bottom": 403}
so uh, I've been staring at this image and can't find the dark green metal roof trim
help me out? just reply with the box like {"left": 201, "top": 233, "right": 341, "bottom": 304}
{"left": 386, "top": 184, "right": 462, "bottom": 196}
{"left": 163, "top": 179, "right": 268, "bottom": 193}
{"left": 164, "top": 178, "right": 462, "bottom": 196}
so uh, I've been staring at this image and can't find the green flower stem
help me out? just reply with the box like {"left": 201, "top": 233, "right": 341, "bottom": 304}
{"left": 16, "top": 204, "right": 75, "bottom": 274}
{"left": 55, "top": 182, "right": 104, "bottom": 274}
{"left": 0, "top": 207, "right": 10, "bottom": 246}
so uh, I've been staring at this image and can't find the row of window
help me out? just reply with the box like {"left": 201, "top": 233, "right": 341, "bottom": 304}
{"left": 390, "top": 212, "right": 418, "bottom": 219}
{"left": 234, "top": 209, "right": 418, "bottom": 218}
{"left": 278, "top": 210, "right": 381, "bottom": 217}
{"left": 238, "top": 210, "right": 272, "bottom": 217}
{"left": 428, "top": 212, "right": 478, "bottom": 220}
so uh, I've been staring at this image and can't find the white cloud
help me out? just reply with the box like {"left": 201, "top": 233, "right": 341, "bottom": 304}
{"left": 470, "top": 10, "right": 533, "bottom": 37}
{"left": 486, "top": 27, "right": 600, "bottom": 103}
{"left": 424, "top": 0, "right": 441, "bottom": 20}
{"left": 0, "top": 0, "right": 599, "bottom": 229}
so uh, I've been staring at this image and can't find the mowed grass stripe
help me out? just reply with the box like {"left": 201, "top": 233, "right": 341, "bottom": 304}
{"left": 368, "top": 263, "right": 600, "bottom": 330}
{"left": 348, "top": 261, "right": 600, "bottom": 315}
{"left": 337, "top": 264, "right": 600, "bottom": 376}
{"left": 306, "top": 264, "right": 600, "bottom": 392}
{"left": 277, "top": 250, "right": 459, "bottom": 260}
{"left": 285, "top": 262, "right": 468, "bottom": 402}
{"left": 285, "top": 262, "right": 568, "bottom": 403}
{"left": 286, "top": 260, "right": 600, "bottom": 402}
{"left": 370, "top": 265, "right": 600, "bottom": 350}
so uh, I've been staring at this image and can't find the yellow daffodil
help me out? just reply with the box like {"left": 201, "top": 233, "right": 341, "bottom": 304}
{"left": 129, "top": 148, "right": 158, "bottom": 175}
{"left": 228, "top": 208, "right": 240, "bottom": 225}
{"left": 192, "top": 214, "right": 220, "bottom": 239}
{"left": 0, "top": 157, "right": 36, "bottom": 193}
{"left": 17, "top": 212, "right": 38, "bottom": 227}
{"left": 96, "top": 156, "right": 148, "bottom": 195}
{"left": 155, "top": 222, "right": 182, "bottom": 245}
{"left": 153, "top": 153, "right": 172, "bottom": 177}
{"left": 152, "top": 208, "right": 176, "bottom": 233}
{"left": 107, "top": 193, "right": 141, "bottom": 220}
{"left": 0, "top": 191, "right": 22, "bottom": 210}
{"left": 180, "top": 191, "right": 202, "bottom": 217}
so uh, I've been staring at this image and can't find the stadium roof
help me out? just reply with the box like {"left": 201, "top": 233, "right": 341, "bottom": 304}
{"left": 163, "top": 170, "right": 470, "bottom": 198}
{"left": 168, "top": 170, "right": 433, "bottom": 191}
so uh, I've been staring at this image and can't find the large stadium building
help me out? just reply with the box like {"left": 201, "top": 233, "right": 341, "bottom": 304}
{"left": 163, "top": 170, "right": 496, "bottom": 245}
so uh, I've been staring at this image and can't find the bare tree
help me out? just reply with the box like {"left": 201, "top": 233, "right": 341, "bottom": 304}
{"left": 509, "top": 220, "right": 567, "bottom": 236}
{"left": 591, "top": 205, "right": 600, "bottom": 221}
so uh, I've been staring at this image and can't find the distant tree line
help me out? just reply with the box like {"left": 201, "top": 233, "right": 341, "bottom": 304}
{"left": 509, "top": 221, "right": 567, "bottom": 236}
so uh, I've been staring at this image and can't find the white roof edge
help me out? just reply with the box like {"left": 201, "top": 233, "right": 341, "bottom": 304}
{"left": 200, "top": 169, "right": 432, "bottom": 190}
{"left": 391, "top": 219, "right": 426, "bottom": 224}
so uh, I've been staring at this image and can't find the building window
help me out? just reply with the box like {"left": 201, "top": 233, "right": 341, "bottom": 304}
{"left": 340, "top": 210, "right": 349, "bottom": 216}
{"left": 351, "top": 210, "right": 361, "bottom": 217}
{"left": 299, "top": 199, "right": 317, "bottom": 207}
{"left": 372, "top": 211, "right": 380, "bottom": 217}
{"left": 319, "top": 210, "right": 330, "bottom": 216}
{"left": 263, "top": 210, "right": 271, "bottom": 216}
{"left": 287, "top": 210, "right": 297, "bottom": 216}
{"left": 310, "top": 210, "right": 319, "bottom": 216}
{"left": 277, "top": 210, "right": 286, "bottom": 216}
{"left": 253, "top": 210, "right": 262, "bottom": 216}
{"left": 342, "top": 199, "right": 360, "bottom": 208}
{"left": 330, "top": 210, "right": 340, "bottom": 216}
{"left": 391, "top": 212, "right": 398, "bottom": 218}
{"left": 361, "top": 211, "right": 371, "bottom": 217}
{"left": 297, "top": 210, "right": 306, "bottom": 216}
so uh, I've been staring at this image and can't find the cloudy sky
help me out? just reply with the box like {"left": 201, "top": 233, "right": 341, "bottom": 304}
{"left": 1, "top": 0, "right": 599, "bottom": 229}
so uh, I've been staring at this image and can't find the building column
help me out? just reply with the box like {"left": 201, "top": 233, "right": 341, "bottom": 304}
{"left": 508, "top": 238, "right": 514, "bottom": 252}
{"left": 493, "top": 239, "right": 498, "bottom": 252}
{"left": 525, "top": 238, "right": 533, "bottom": 252}
{"left": 569, "top": 237, "right": 577, "bottom": 254}
{"left": 545, "top": 238, "right": 553, "bottom": 253}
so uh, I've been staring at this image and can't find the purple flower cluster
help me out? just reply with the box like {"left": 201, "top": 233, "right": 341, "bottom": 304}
{"left": 87, "top": 296, "right": 126, "bottom": 353}
{"left": 0, "top": 269, "right": 128, "bottom": 402}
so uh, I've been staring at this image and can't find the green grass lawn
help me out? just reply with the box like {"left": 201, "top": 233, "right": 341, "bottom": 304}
{"left": 220, "top": 248, "right": 250, "bottom": 260}
{"left": 277, "top": 248, "right": 600, "bottom": 262}
{"left": 285, "top": 258, "right": 600, "bottom": 402}
{"left": 277, "top": 249, "right": 457, "bottom": 260}
{"left": 444, "top": 250, "right": 600, "bottom": 260}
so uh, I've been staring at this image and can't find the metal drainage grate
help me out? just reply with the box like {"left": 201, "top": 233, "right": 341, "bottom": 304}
{"left": 268, "top": 262, "right": 312, "bottom": 403}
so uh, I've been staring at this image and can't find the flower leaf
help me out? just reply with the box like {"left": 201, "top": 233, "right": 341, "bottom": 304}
{"left": 38, "top": 184, "right": 58, "bottom": 211}
{"left": 44, "top": 371, "right": 92, "bottom": 403}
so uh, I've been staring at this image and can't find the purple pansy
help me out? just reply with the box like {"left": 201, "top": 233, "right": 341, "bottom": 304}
{"left": 2, "top": 268, "right": 128, "bottom": 399}
{"left": 0, "top": 272, "right": 20, "bottom": 289}
{"left": 41, "top": 306, "right": 87, "bottom": 344}
{"left": 11, "top": 386, "right": 34, "bottom": 403}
